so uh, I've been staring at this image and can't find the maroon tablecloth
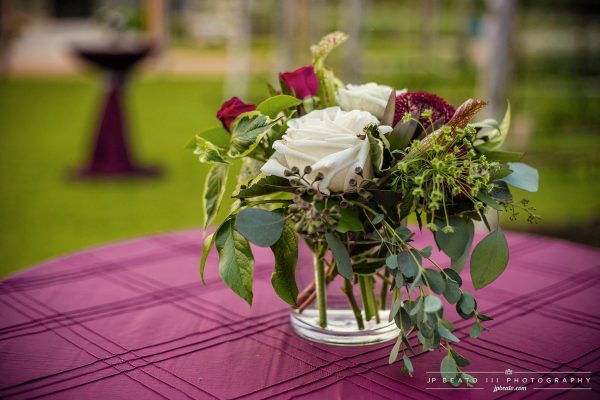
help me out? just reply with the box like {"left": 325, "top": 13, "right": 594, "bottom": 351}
{"left": 0, "top": 229, "right": 598, "bottom": 399}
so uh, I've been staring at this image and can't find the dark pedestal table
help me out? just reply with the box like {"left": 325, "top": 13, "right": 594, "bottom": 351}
{"left": 73, "top": 45, "right": 159, "bottom": 178}
{"left": 0, "top": 229, "right": 599, "bottom": 399}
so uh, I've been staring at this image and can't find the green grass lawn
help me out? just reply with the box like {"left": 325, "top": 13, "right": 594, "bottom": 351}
{"left": 0, "top": 73, "right": 598, "bottom": 277}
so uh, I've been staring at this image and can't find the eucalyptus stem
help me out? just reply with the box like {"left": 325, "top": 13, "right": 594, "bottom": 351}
{"left": 314, "top": 247, "right": 327, "bottom": 328}
{"left": 379, "top": 269, "right": 391, "bottom": 311}
{"left": 342, "top": 279, "right": 365, "bottom": 330}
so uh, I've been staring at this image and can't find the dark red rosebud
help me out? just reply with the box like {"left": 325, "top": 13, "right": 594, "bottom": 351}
{"left": 393, "top": 91, "right": 456, "bottom": 129}
{"left": 216, "top": 97, "right": 256, "bottom": 131}
{"left": 279, "top": 65, "right": 319, "bottom": 99}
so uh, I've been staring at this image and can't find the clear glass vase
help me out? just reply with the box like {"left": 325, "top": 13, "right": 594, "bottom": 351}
{"left": 290, "top": 254, "right": 397, "bottom": 346}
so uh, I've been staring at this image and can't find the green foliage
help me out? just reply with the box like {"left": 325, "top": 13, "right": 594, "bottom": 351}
{"left": 470, "top": 227, "right": 509, "bottom": 289}
{"left": 336, "top": 208, "right": 363, "bottom": 233}
{"left": 440, "top": 355, "right": 458, "bottom": 382}
{"left": 203, "top": 164, "right": 228, "bottom": 228}
{"left": 502, "top": 162, "right": 539, "bottom": 192}
{"left": 325, "top": 232, "right": 353, "bottom": 279}
{"left": 434, "top": 218, "right": 473, "bottom": 260}
{"left": 228, "top": 114, "right": 279, "bottom": 158}
{"left": 235, "top": 208, "right": 286, "bottom": 247}
{"left": 257, "top": 95, "right": 302, "bottom": 119}
{"left": 270, "top": 220, "right": 299, "bottom": 307}
{"left": 233, "top": 174, "right": 293, "bottom": 198}
{"left": 215, "top": 220, "right": 255, "bottom": 305}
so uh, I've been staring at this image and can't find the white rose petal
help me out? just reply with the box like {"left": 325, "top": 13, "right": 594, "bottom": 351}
{"left": 337, "top": 83, "right": 406, "bottom": 120}
{"left": 260, "top": 107, "right": 379, "bottom": 193}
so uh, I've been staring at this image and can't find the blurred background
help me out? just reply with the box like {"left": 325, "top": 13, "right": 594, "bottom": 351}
{"left": 0, "top": 0, "right": 598, "bottom": 277}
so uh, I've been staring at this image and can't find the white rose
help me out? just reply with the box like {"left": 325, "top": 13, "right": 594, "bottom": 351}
{"left": 337, "top": 83, "right": 403, "bottom": 120}
{"left": 260, "top": 107, "right": 379, "bottom": 193}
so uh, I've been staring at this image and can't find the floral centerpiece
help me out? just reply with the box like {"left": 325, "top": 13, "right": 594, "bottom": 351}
{"left": 188, "top": 32, "right": 539, "bottom": 383}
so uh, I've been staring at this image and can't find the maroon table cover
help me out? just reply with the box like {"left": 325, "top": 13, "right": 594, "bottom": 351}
{"left": 0, "top": 229, "right": 598, "bottom": 399}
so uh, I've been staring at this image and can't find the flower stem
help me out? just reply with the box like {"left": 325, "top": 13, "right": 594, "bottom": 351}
{"left": 342, "top": 279, "right": 365, "bottom": 330}
{"left": 314, "top": 248, "right": 327, "bottom": 328}
{"left": 379, "top": 269, "right": 391, "bottom": 311}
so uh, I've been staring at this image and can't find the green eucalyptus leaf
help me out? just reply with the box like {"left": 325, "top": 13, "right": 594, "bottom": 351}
{"left": 450, "top": 349, "right": 470, "bottom": 367}
{"left": 458, "top": 292, "right": 476, "bottom": 315}
{"left": 424, "top": 269, "right": 446, "bottom": 294}
{"left": 477, "top": 191, "right": 502, "bottom": 211}
{"left": 434, "top": 217, "right": 472, "bottom": 260}
{"left": 336, "top": 208, "right": 363, "bottom": 233}
{"left": 256, "top": 95, "right": 302, "bottom": 119}
{"left": 437, "top": 325, "right": 460, "bottom": 343}
{"left": 372, "top": 213, "right": 385, "bottom": 225}
{"left": 440, "top": 355, "right": 458, "bottom": 382}
{"left": 409, "top": 297, "right": 423, "bottom": 316}
{"left": 450, "top": 221, "right": 474, "bottom": 273}
{"left": 235, "top": 208, "right": 285, "bottom": 247}
{"left": 470, "top": 227, "right": 509, "bottom": 289}
{"left": 470, "top": 321, "right": 482, "bottom": 339}
{"left": 203, "top": 164, "right": 229, "bottom": 228}
{"left": 443, "top": 280, "right": 461, "bottom": 304}
{"left": 386, "top": 254, "right": 399, "bottom": 269}
{"left": 421, "top": 246, "right": 433, "bottom": 258}
{"left": 403, "top": 354, "right": 414, "bottom": 375}
{"left": 389, "top": 335, "right": 403, "bottom": 364}
{"left": 395, "top": 271, "right": 405, "bottom": 288}
{"left": 478, "top": 313, "right": 494, "bottom": 321}
{"left": 270, "top": 220, "right": 298, "bottom": 307}
{"left": 325, "top": 232, "right": 353, "bottom": 279}
{"left": 424, "top": 295, "right": 442, "bottom": 313}
{"left": 389, "top": 297, "right": 403, "bottom": 322}
{"left": 228, "top": 115, "right": 279, "bottom": 158}
{"left": 398, "top": 250, "right": 419, "bottom": 278}
{"left": 501, "top": 162, "right": 539, "bottom": 192}
{"left": 443, "top": 268, "right": 463, "bottom": 286}
{"left": 215, "top": 220, "right": 254, "bottom": 305}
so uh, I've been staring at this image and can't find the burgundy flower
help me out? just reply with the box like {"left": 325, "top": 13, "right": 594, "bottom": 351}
{"left": 279, "top": 66, "right": 319, "bottom": 99}
{"left": 216, "top": 97, "right": 256, "bottom": 131}
{"left": 393, "top": 91, "right": 456, "bottom": 129}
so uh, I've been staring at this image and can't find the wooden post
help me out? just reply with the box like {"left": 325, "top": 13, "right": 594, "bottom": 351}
{"left": 143, "top": 0, "right": 169, "bottom": 53}
{"left": 224, "top": 0, "right": 252, "bottom": 99}
{"left": 342, "top": 0, "right": 363, "bottom": 82}
{"left": 482, "top": 0, "right": 516, "bottom": 120}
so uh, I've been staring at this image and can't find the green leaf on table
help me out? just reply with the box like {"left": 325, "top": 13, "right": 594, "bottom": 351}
{"left": 336, "top": 208, "right": 363, "bottom": 233}
{"left": 228, "top": 115, "right": 279, "bottom": 158}
{"left": 470, "top": 227, "right": 509, "bottom": 289}
{"left": 424, "top": 295, "right": 442, "bottom": 313}
{"left": 440, "top": 355, "right": 458, "bottom": 382}
{"left": 470, "top": 321, "right": 482, "bottom": 339}
{"left": 270, "top": 220, "right": 299, "bottom": 307}
{"left": 398, "top": 250, "right": 419, "bottom": 278}
{"left": 325, "top": 232, "right": 353, "bottom": 279}
{"left": 389, "top": 335, "right": 403, "bottom": 364}
{"left": 501, "top": 162, "right": 539, "bottom": 192}
{"left": 215, "top": 220, "right": 255, "bottom": 305}
{"left": 434, "top": 217, "right": 473, "bottom": 260}
{"left": 423, "top": 269, "right": 446, "bottom": 294}
{"left": 458, "top": 292, "right": 476, "bottom": 315}
{"left": 235, "top": 208, "right": 285, "bottom": 247}
{"left": 233, "top": 174, "right": 293, "bottom": 199}
{"left": 257, "top": 95, "right": 302, "bottom": 119}
{"left": 437, "top": 325, "right": 460, "bottom": 343}
{"left": 203, "top": 164, "right": 229, "bottom": 228}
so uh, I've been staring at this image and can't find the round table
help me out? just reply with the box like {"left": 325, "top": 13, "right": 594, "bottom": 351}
{"left": 0, "top": 230, "right": 598, "bottom": 399}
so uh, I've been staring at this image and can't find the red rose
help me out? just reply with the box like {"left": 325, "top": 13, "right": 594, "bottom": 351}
{"left": 216, "top": 97, "right": 256, "bottom": 131}
{"left": 279, "top": 66, "right": 319, "bottom": 99}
